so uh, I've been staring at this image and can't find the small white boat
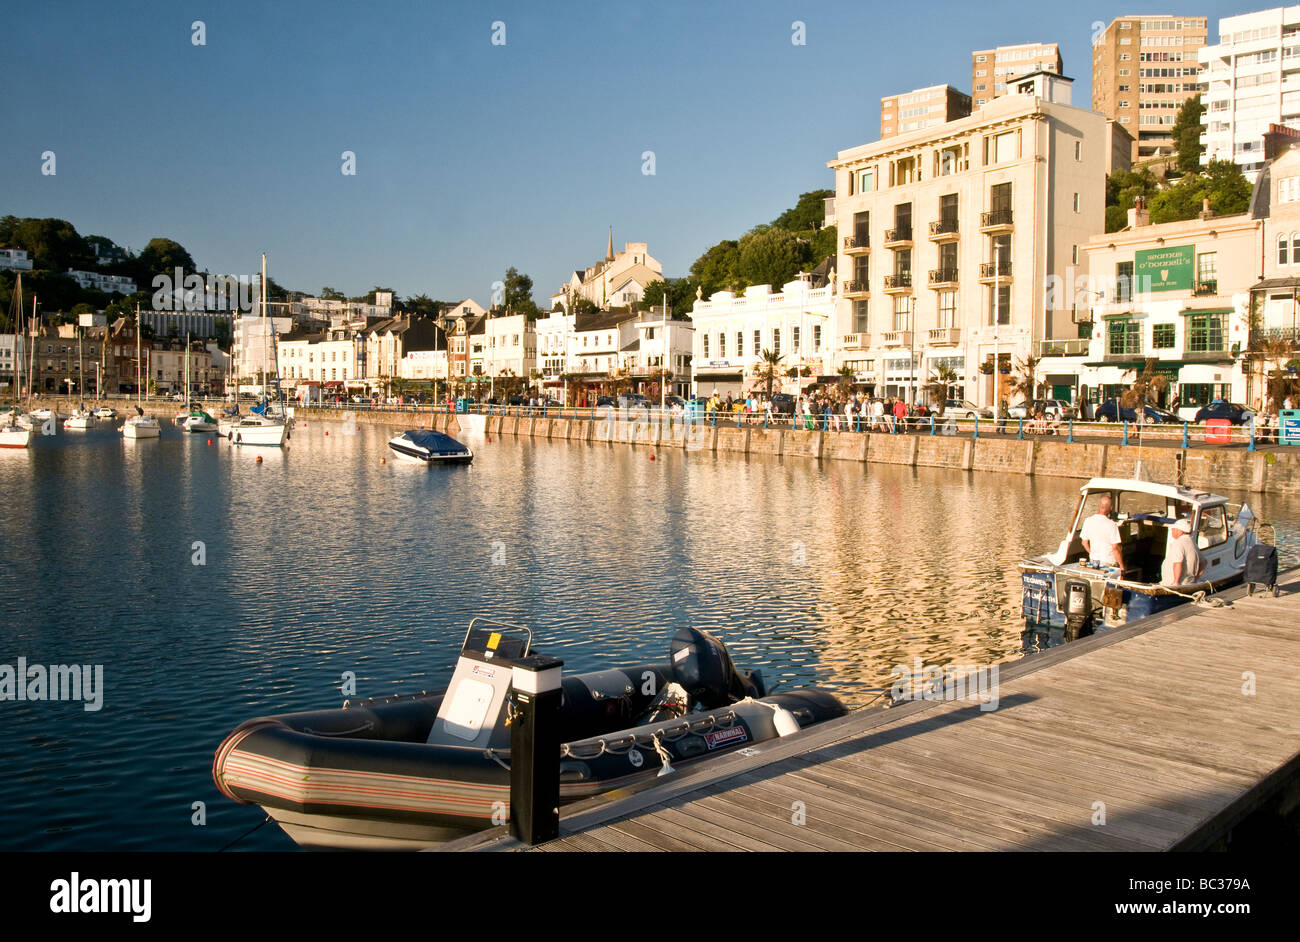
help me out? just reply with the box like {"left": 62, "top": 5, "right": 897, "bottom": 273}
{"left": 387, "top": 429, "right": 473, "bottom": 464}
{"left": 182, "top": 409, "right": 219, "bottom": 433}
{"left": 63, "top": 409, "right": 96, "bottom": 429}
{"left": 0, "top": 424, "right": 31, "bottom": 448}
{"left": 229, "top": 414, "right": 290, "bottom": 446}
{"left": 30, "top": 408, "right": 68, "bottom": 422}
{"left": 122, "top": 414, "right": 161, "bottom": 439}
{"left": 92, "top": 407, "right": 118, "bottom": 420}
{"left": 1020, "top": 476, "right": 1263, "bottom": 633}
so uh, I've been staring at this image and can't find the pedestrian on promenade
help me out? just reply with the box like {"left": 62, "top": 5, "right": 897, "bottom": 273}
{"left": 892, "top": 396, "right": 908, "bottom": 433}
{"left": 871, "top": 396, "right": 885, "bottom": 432}
{"left": 997, "top": 399, "right": 1009, "bottom": 434}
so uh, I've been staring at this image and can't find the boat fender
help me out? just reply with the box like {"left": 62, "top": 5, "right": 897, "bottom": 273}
{"left": 749, "top": 698, "right": 801, "bottom": 737}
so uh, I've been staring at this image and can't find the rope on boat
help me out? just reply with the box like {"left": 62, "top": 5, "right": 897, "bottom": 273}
{"left": 302, "top": 721, "right": 375, "bottom": 736}
{"left": 484, "top": 748, "right": 511, "bottom": 771}
{"left": 218, "top": 814, "right": 271, "bottom": 852}
{"left": 559, "top": 709, "right": 740, "bottom": 760}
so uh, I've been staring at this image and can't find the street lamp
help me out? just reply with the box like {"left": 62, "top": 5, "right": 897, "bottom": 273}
{"left": 908, "top": 294, "right": 917, "bottom": 406}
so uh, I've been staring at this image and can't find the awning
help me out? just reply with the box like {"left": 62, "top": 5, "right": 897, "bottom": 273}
{"left": 1043, "top": 373, "right": 1077, "bottom": 385}
{"left": 1179, "top": 307, "right": 1232, "bottom": 316}
{"left": 694, "top": 371, "right": 743, "bottom": 381}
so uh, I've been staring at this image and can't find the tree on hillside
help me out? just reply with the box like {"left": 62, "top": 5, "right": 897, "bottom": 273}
{"left": 1149, "top": 159, "right": 1252, "bottom": 224}
{"left": 736, "top": 226, "right": 804, "bottom": 289}
{"left": 689, "top": 240, "right": 741, "bottom": 299}
{"left": 1105, "top": 168, "right": 1161, "bottom": 232}
{"left": 137, "top": 238, "right": 196, "bottom": 280}
{"left": 403, "top": 293, "right": 441, "bottom": 317}
{"left": 0, "top": 216, "right": 95, "bottom": 272}
{"left": 503, "top": 267, "right": 539, "bottom": 318}
{"left": 641, "top": 278, "right": 698, "bottom": 318}
{"left": 319, "top": 287, "right": 346, "bottom": 300}
{"left": 772, "top": 190, "right": 833, "bottom": 231}
{"left": 809, "top": 225, "right": 837, "bottom": 270}
{"left": 1171, "top": 95, "right": 1205, "bottom": 176}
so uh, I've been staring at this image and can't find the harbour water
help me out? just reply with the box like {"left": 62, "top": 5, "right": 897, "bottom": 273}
{"left": 2, "top": 421, "right": 1298, "bottom": 851}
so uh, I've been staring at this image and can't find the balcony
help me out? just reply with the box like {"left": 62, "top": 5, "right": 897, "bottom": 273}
{"left": 979, "top": 261, "right": 1012, "bottom": 282}
{"left": 1251, "top": 326, "right": 1300, "bottom": 347}
{"left": 883, "top": 273, "right": 912, "bottom": 293}
{"left": 883, "top": 227, "right": 913, "bottom": 248}
{"left": 843, "top": 235, "right": 870, "bottom": 254}
{"left": 840, "top": 333, "right": 871, "bottom": 351}
{"left": 927, "top": 327, "right": 961, "bottom": 346}
{"left": 980, "top": 209, "right": 1014, "bottom": 232}
{"left": 1034, "top": 339, "right": 1090, "bottom": 357}
{"left": 928, "top": 219, "right": 959, "bottom": 240}
{"left": 843, "top": 280, "right": 870, "bottom": 297}
{"left": 882, "top": 330, "right": 912, "bottom": 347}
{"left": 928, "top": 268, "right": 958, "bottom": 287}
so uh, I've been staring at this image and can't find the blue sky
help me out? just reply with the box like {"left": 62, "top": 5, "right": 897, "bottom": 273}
{"left": 3, "top": 0, "right": 1251, "bottom": 304}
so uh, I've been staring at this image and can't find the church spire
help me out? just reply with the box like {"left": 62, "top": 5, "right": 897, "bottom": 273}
{"left": 605, "top": 226, "right": 614, "bottom": 262}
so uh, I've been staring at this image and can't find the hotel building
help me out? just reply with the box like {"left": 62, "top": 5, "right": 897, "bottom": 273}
{"left": 827, "top": 71, "right": 1106, "bottom": 406}
{"left": 881, "top": 85, "right": 971, "bottom": 139}
{"left": 971, "top": 42, "right": 1063, "bottom": 107}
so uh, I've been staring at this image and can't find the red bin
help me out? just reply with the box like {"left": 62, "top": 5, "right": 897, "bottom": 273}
{"left": 1204, "top": 418, "right": 1232, "bottom": 445}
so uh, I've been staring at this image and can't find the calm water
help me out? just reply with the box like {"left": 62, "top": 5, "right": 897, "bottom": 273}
{"left": 2, "top": 420, "right": 1298, "bottom": 851}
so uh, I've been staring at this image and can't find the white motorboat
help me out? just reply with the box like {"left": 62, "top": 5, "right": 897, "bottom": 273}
{"left": 93, "top": 407, "right": 118, "bottom": 420}
{"left": 63, "top": 409, "right": 96, "bottom": 429}
{"left": 182, "top": 409, "right": 219, "bottom": 433}
{"left": 229, "top": 413, "right": 290, "bottom": 446}
{"left": 30, "top": 408, "right": 68, "bottom": 422}
{"left": 387, "top": 429, "right": 473, "bottom": 464}
{"left": 122, "top": 413, "right": 161, "bottom": 439}
{"left": 1020, "top": 475, "right": 1263, "bottom": 633}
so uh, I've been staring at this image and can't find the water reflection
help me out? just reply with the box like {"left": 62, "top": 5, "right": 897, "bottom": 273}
{"left": 1, "top": 421, "right": 1298, "bottom": 850}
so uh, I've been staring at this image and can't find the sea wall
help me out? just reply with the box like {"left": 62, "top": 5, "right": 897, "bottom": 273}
{"left": 295, "top": 408, "right": 1300, "bottom": 495}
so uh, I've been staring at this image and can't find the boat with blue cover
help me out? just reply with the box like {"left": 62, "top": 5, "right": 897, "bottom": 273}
{"left": 387, "top": 429, "right": 473, "bottom": 464}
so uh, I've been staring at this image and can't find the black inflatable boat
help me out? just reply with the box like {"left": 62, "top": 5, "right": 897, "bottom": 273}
{"left": 213, "top": 622, "right": 846, "bottom": 850}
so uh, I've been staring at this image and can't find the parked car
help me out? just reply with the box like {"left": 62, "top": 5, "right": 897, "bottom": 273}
{"left": 768, "top": 393, "right": 796, "bottom": 415}
{"left": 617, "top": 393, "right": 650, "bottom": 410}
{"left": 663, "top": 396, "right": 686, "bottom": 410}
{"left": 1009, "top": 399, "right": 1075, "bottom": 420}
{"left": 1094, "top": 399, "right": 1179, "bottom": 424}
{"left": 1193, "top": 400, "right": 1256, "bottom": 425}
{"left": 595, "top": 396, "right": 616, "bottom": 408}
{"left": 941, "top": 399, "right": 993, "bottom": 420}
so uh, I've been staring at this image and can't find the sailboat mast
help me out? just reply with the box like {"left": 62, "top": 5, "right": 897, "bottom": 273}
{"left": 136, "top": 303, "right": 142, "bottom": 406}
{"left": 77, "top": 321, "right": 84, "bottom": 405}
{"left": 260, "top": 253, "right": 266, "bottom": 402}
{"left": 28, "top": 294, "right": 37, "bottom": 410}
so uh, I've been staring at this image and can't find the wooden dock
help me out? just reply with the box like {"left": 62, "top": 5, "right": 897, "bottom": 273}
{"left": 441, "top": 568, "right": 1300, "bottom": 852}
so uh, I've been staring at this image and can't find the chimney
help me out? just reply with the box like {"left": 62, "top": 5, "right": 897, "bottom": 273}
{"left": 1127, "top": 194, "right": 1149, "bottom": 228}
{"left": 1199, "top": 198, "right": 1215, "bottom": 221}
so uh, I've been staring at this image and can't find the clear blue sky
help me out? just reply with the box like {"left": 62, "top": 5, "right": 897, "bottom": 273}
{"left": 3, "top": 0, "right": 1251, "bottom": 304}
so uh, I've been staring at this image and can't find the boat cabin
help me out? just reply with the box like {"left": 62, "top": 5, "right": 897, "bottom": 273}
{"left": 1047, "top": 478, "right": 1247, "bottom": 585}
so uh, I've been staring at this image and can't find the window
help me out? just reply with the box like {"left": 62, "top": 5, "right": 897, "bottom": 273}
{"left": 893, "top": 296, "right": 910, "bottom": 331}
{"left": 989, "top": 285, "right": 1010, "bottom": 326}
{"left": 1152, "top": 323, "right": 1176, "bottom": 348}
{"left": 813, "top": 325, "right": 822, "bottom": 351}
{"left": 1073, "top": 193, "right": 1080, "bottom": 213}
{"left": 938, "top": 291, "right": 957, "bottom": 328}
{"left": 1116, "top": 261, "right": 1134, "bottom": 302}
{"left": 718, "top": 333, "right": 725, "bottom": 358}
{"left": 1198, "top": 505, "right": 1227, "bottom": 549}
{"left": 1074, "top": 141, "right": 1082, "bottom": 160}
{"left": 702, "top": 335, "right": 709, "bottom": 357}
{"left": 791, "top": 326, "right": 800, "bottom": 353}
{"left": 754, "top": 329, "right": 761, "bottom": 354}
{"left": 853, "top": 210, "right": 870, "bottom": 244}
{"left": 1196, "top": 252, "right": 1217, "bottom": 292}
{"left": 857, "top": 168, "right": 874, "bottom": 193}
{"left": 938, "top": 241, "right": 957, "bottom": 274}
{"left": 736, "top": 331, "right": 743, "bottom": 357}
{"left": 1187, "top": 313, "right": 1224, "bottom": 352}
{"left": 772, "top": 329, "right": 781, "bottom": 355}
{"left": 854, "top": 256, "right": 869, "bottom": 284}
{"left": 985, "top": 131, "right": 1019, "bottom": 164}
{"left": 853, "top": 300, "right": 869, "bottom": 333}
{"left": 1107, "top": 319, "right": 1141, "bottom": 355}
{"left": 1279, "top": 235, "right": 1289, "bottom": 266}
{"left": 1072, "top": 244, "right": 1078, "bottom": 264}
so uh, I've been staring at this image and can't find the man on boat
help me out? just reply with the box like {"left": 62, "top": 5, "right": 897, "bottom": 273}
{"left": 1080, "top": 495, "right": 1124, "bottom": 569}
{"left": 1161, "top": 518, "right": 1204, "bottom": 586}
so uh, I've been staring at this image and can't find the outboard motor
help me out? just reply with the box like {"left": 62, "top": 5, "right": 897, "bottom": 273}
{"left": 668, "top": 627, "right": 765, "bottom": 708}
{"left": 1064, "top": 579, "right": 1094, "bottom": 642}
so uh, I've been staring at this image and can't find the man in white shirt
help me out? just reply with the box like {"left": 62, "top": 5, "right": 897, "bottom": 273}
{"left": 1161, "top": 518, "right": 1204, "bottom": 586}
{"left": 1080, "top": 495, "right": 1123, "bottom": 568}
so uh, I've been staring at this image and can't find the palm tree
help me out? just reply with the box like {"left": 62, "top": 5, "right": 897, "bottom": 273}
{"left": 1008, "top": 354, "right": 1039, "bottom": 409}
{"left": 756, "top": 349, "right": 783, "bottom": 398}
{"left": 924, "top": 364, "right": 958, "bottom": 415}
{"left": 836, "top": 364, "right": 855, "bottom": 397}
{"left": 1121, "top": 358, "right": 1168, "bottom": 423}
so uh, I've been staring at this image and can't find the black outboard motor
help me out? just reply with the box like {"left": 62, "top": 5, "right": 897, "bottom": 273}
{"left": 668, "top": 627, "right": 765, "bottom": 708}
{"left": 1063, "top": 579, "right": 1094, "bottom": 642}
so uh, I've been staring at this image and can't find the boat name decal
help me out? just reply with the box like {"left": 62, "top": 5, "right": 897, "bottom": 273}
{"left": 704, "top": 726, "right": 747, "bottom": 750}
{"left": 471, "top": 665, "right": 497, "bottom": 679}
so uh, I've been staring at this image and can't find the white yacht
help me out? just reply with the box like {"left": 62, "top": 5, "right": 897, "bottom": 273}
{"left": 122, "top": 413, "right": 161, "bottom": 439}
{"left": 63, "top": 408, "right": 96, "bottom": 429}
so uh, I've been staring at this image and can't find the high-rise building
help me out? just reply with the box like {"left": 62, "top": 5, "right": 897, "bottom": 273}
{"left": 881, "top": 85, "right": 972, "bottom": 139}
{"left": 1092, "top": 15, "right": 1208, "bottom": 165}
{"left": 1200, "top": 6, "right": 1300, "bottom": 181}
{"left": 971, "top": 42, "right": 1062, "bottom": 107}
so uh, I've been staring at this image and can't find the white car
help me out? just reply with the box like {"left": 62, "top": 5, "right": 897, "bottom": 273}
{"left": 941, "top": 399, "right": 994, "bottom": 420}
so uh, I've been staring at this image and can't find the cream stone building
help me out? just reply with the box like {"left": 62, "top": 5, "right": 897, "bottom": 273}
{"left": 691, "top": 279, "right": 835, "bottom": 399}
{"left": 549, "top": 232, "right": 663, "bottom": 311}
{"left": 827, "top": 72, "right": 1107, "bottom": 406}
{"left": 1072, "top": 206, "right": 1258, "bottom": 417}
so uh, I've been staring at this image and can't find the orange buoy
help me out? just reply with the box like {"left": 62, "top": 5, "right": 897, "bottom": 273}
{"left": 649, "top": 454, "right": 655, "bottom": 461}
{"left": 256, "top": 455, "right": 263, "bottom": 463}
{"left": 325, "top": 430, "right": 329, "bottom": 436}
{"left": 381, "top": 457, "right": 386, "bottom": 464}
{"left": 207, "top": 439, "right": 212, "bottom": 445}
